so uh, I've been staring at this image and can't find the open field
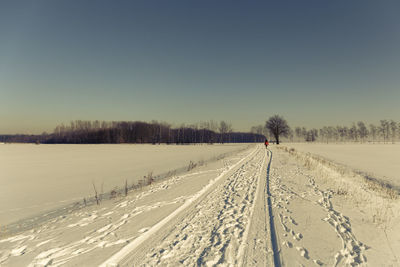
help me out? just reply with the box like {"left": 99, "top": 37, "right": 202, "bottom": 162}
{"left": 0, "top": 145, "right": 399, "bottom": 266}
{"left": 284, "top": 143, "right": 400, "bottom": 189}
{"left": 0, "top": 143, "right": 250, "bottom": 225}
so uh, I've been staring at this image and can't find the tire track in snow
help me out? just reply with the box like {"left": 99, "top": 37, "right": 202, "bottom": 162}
{"left": 239, "top": 148, "right": 275, "bottom": 267}
{"left": 236, "top": 148, "right": 266, "bottom": 266}
{"left": 265, "top": 149, "right": 282, "bottom": 267}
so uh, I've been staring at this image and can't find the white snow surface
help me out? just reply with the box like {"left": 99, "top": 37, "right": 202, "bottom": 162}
{"left": 0, "top": 143, "right": 249, "bottom": 225}
{"left": 0, "top": 144, "right": 399, "bottom": 266}
{"left": 285, "top": 143, "right": 400, "bottom": 188}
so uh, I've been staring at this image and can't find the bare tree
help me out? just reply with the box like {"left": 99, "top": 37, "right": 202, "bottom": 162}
{"left": 200, "top": 121, "right": 207, "bottom": 143}
{"left": 398, "top": 122, "right": 400, "bottom": 142}
{"left": 250, "top": 125, "right": 264, "bottom": 135}
{"left": 380, "top": 120, "right": 388, "bottom": 143}
{"left": 319, "top": 127, "right": 326, "bottom": 143}
{"left": 209, "top": 120, "right": 219, "bottom": 132}
{"left": 328, "top": 126, "right": 337, "bottom": 142}
{"left": 219, "top": 121, "right": 232, "bottom": 143}
{"left": 390, "top": 120, "right": 397, "bottom": 143}
{"left": 288, "top": 128, "right": 294, "bottom": 142}
{"left": 301, "top": 127, "right": 307, "bottom": 141}
{"left": 265, "top": 115, "right": 291, "bottom": 144}
{"left": 179, "top": 123, "right": 186, "bottom": 144}
{"left": 369, "top": 124, "right": 377, "bottom": 143}
{"left": 306, "top": 129, "right": 318, "bottom": 142}
{"left": 219, "top": 121, "right": 230, "bottom": 134}
{"left": 349, "top": 123, "right": 358, "bottom": 142}
{"left": 357, "top": 121, "right": 368, "bottom": 143}
{"left": 250, "top": 125, "right": 264, "bottom": 142}
{"left": 295, "top": 127, "right": 302, "bottom": 141}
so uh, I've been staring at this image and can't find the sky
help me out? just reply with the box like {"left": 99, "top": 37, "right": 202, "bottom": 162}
{"left": 1, "top": 1, "right": 399, "bottom": 134}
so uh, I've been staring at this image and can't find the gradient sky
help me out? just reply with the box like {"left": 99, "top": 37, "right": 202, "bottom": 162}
{"left": 1, "top": 1, "right": 399, "bottom": 134}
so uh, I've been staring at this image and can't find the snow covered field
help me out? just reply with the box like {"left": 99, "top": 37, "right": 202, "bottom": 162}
{"left": 0, "top": 144, "right": 399, "bottom": 266}
{"left": 0, "top": 144, "right": 250, "bottom": 225}
{"left": 270, "top": 146, "right": 399, "bottom": 266}
{"left": 285, "top": 143, "right": 400, "bottom": 189}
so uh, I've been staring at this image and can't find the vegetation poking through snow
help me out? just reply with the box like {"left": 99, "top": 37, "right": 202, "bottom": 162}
{"left": 278, "top": 146, "right": 398, "bottom": 200}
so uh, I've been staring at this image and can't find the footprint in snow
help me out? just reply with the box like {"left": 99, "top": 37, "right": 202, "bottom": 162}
{"left": 282, "top": 240, "right": 293, "bottom": 248}
{"left": 138, "top": 227, "right": 150, "bottom": 233}
{"left": 296, "top": 246, "right": 309, "bottom": 259}
{"left": 11, "top": 246, "right": 27, "bottom": 256}
{"left": 313, "top": 259, "right": 324, "bottom": 265}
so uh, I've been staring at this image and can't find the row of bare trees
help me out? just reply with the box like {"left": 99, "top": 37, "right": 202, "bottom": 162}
{"left": 0, "top": 120, "right": 263, "bottom": 144}
{"left": 292, "top": 120, "right": 400, "bottom": 143}
{"left": 43, "top": 120, "right": 263, "bottom": 144}
{"left": 249, "top": 116, "right": 399, "bottom": 144}
{"left": 0, "top": 134, "right": 50, "bottom": 144}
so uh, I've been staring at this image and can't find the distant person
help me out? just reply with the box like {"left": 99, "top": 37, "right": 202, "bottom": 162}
{"left": 264, "top": 138, "right": 269, "bottom": 148}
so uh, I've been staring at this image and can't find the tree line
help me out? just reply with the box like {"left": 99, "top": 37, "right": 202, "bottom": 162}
{"left": 250, "top": 117, "right": 400, "bottom": 144}
{"left": 3, "top": 117, "right": 398, "bottom": 145}
{"left": 0, "top": 120, "right": 265, "bottom": 144}
{"left": 293, "top": 120, "right": 400, "bottom": 143}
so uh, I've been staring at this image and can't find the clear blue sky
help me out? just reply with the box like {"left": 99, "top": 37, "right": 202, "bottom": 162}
{"left": 1, "top": 1, "right": 399, "bottom": 134}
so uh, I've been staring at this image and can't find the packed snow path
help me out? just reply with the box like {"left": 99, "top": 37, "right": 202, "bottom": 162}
{"left": 102, "top": 145, "right": 273, "bottom": 266}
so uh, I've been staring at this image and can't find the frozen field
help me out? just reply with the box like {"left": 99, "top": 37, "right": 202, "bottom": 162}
{"left": 285, "top": 143, "right": 400, "bottom": 188}
{"left": 0, "top": 145, "right": 399, "bottom": 266}
{"left": 0, "top": 143, "right": 251, "bottom": 225}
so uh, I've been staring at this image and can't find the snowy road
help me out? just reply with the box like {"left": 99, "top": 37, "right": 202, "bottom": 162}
{"left": 1, "top": 144, "right": 399, "bottom": 266}
{"left": 103, "top": 145, "right": 273, "bottom": 266}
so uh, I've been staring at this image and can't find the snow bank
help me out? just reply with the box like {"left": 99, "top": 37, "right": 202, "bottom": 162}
{"left": 285, "top": 143, "right": 400, "bottom": 189}
{"left": 279, "top": 145, "right": 399, "bottom": 199}
{"left": 278, "top": 146, "right": 399, "bottom": 228}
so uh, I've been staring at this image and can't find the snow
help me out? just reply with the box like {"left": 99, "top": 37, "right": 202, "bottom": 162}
{"left": 273, "top": 145, "right": 400, "bottom": 266}
{"left": 100, "top": 145, "right": 260, "bottom": 267}
{"left": 284, "top": 143, "right": 400, "bottom": 188}
{"left": 0, "top": 143, "right": 250, "bottom": 225}
{"left": 0, "top": 144, "right": 399, "bottom": 266}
